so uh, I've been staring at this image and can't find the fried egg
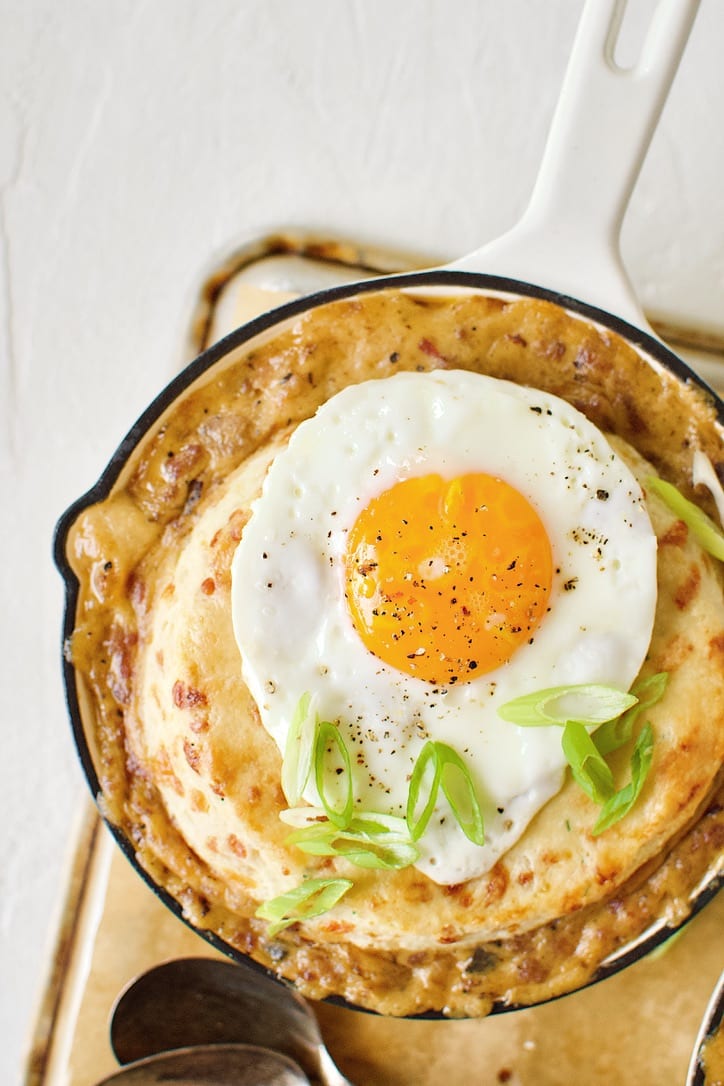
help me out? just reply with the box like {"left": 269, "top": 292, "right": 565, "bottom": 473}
{"left": 231, "top": 369, "right": 657, "bottom": 884}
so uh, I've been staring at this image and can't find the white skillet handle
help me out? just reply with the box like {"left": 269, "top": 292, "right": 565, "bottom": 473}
{"left": 451, "top": 0, "right": 699, "bottom": 331}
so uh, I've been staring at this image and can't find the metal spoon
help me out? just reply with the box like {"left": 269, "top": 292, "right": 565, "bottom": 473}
{"left": 110, "top": 957, "right": 353, "bottom": 1086}
{"left": 95, "top": 1043, "right": 310, "bottom": 1085}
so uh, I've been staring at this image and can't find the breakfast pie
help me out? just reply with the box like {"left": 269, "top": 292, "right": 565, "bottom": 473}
{"left": 63, "top": 288, "right": 724, "bottom": 1016}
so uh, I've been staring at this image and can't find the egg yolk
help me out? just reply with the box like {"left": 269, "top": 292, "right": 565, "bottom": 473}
{"left": 344, "top": 473, "right": 553, "bottom": 684}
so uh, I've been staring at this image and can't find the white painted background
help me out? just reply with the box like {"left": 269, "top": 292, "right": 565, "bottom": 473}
{"left": 1, "top": 1, "right": 722, "bottom": 1081}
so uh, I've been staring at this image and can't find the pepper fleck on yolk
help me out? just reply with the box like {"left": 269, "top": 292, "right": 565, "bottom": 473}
{"left": 344, "top": 473, "right": 553, "bottom": 684}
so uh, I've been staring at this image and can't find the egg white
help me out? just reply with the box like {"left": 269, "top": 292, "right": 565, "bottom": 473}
{"left": 231, "top": 369, "right": 657, "bottom": 884}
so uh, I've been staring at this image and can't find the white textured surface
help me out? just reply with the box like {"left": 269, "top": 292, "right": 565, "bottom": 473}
{"left": 1, "top": 2, "right": 722, "bottom": 1081}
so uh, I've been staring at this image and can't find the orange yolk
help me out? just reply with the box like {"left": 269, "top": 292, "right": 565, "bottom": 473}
{"left": 344, "top": 473, "right": 553, "bottom": 684}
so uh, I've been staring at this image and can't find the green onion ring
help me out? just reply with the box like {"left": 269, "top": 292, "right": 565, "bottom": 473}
{"left": 313, "top": 719, "right": 354, "bottom": 828}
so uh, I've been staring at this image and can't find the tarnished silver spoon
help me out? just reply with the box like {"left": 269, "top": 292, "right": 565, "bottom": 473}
{"left": 110, "top": 958, "right": 353, "bottom": 1086}
{"left": 96, "top": 1043, "right": 310, "bottom": 1085}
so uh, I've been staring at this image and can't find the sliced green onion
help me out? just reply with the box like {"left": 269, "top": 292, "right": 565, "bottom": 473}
{"left": 287, "top": 816, "right": 419, "bottom": 870}
{"left": 406, "top": 741, "right": 442, "bottom": 841}
{"left": 594, "top": 672, "right": 668, "bottom": 756}
{"left": 352, "top": 811, "right": 411, "bottom": 837}
{"left": 437, "top": 744, "right": 485, "bottom": 846}
{"left": 500, "top": 675, "right": 665, "bottom": 831}
{"left": 278, "top": 805, "right": 328, "bottom": 827}
{"left": 286, "top": 822, "right": 340, "bottom": 855}
{"left": 406, "top": 741, "right": 485, "bottom": 846}
{"left": 498, "top": 683, "right": 637, "bottom": 728}
{"left": 593, "top": 723, "right": 654, "bottom": 835}
{"left": 323, "top": 836, "right": 418, "bottom": 869}
{"left": 313, "top": 719, "right": 354, "bottom": 829}
{"left": 281, "top": 692, "right": 316, "bottom": 805}
{"left": 647, "top": 474, "right": 724, "bottom": 561}
{"left": 561, "top": 720, "right": 615, "bottom": 805}
{"left": 255, "top": 877, "right": 353, "bottom": 936}
{"left": 288, "top": 812, "right": 411, "bottom": 845}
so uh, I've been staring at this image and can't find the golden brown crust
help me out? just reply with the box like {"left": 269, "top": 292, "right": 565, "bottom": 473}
{"left": 65, "top": 290, "right": 724, "bottom": 1016}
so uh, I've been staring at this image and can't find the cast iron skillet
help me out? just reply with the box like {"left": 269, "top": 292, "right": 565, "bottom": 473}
{"left": 55, "top": 0, "right": 722, "bottom": 1016}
